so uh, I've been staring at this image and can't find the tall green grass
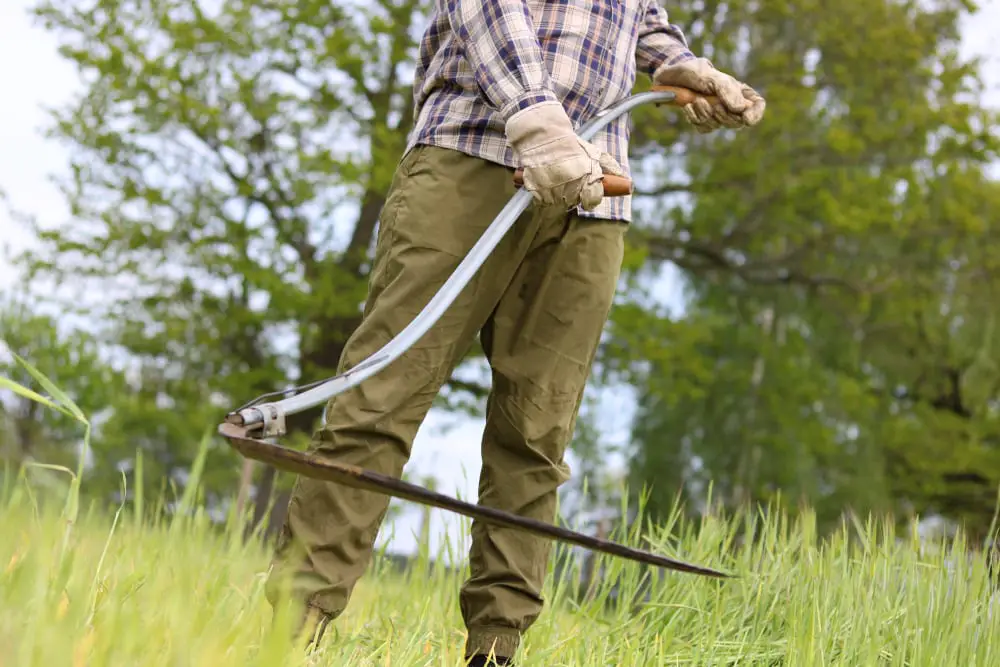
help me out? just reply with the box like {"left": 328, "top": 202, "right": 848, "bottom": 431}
{"left": 2, "top": 356, "right": 999, "bottom": 665}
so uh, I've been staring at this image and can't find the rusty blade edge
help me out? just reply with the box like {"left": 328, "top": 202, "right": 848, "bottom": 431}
{"left": 218, "top": 422, "right": 733, "bottom": 579}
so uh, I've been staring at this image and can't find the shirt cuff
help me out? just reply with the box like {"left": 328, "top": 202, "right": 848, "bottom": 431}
{"left": 637, "top": 35, "right": 697, "bottom": 77}
{"left": 500, "top": 88, "right": 562, "bottom": 121}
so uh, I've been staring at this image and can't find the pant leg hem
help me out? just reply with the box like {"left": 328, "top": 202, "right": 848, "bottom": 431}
{"left": 465, "top": 626, "right": 521, "bottom": 659}
{"left": 305, "top": 594, "right": 341, "bottom": 619}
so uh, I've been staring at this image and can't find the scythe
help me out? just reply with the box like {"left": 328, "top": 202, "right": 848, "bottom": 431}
{"left": 219, "top": 86, "right": 733, "bottom": 580}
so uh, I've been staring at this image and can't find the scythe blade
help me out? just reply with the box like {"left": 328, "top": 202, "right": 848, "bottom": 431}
{"left": 219, "top": 85, "right": 735, "bottom": 582}
{"left": 219, "top": 421, "right": 732, "bottom": 579}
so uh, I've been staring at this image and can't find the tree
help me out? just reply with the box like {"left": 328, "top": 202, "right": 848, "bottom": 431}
{"left": 615, "top": 0, "right": 1000, "bottom": 538}
{"left": 15, "top": 0, "right": 466, "bottom": 514}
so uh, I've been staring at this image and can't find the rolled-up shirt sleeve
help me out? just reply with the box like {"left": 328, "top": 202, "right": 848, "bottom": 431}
{"left": 444, "top": 0, "right": 561, "bottom": 120}
{"left": 635, "top": 2, "right": 697, "bottom": 77}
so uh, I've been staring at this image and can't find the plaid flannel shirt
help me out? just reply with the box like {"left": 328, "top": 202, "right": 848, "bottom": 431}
{"left": 406, "top": 0, "right": 696, "bottom": 222}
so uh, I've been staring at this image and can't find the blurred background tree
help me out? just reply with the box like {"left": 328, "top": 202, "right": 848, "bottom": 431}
{"left": 613, "top": 0, "right": 1000, "bottom": 540}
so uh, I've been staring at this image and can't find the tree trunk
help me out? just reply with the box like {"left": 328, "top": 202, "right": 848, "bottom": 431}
{"left": 251, "top": 463, "right": 278, "bottom": 533}
{"left": 234, "top": 458, "right": 255, "bottom": 521}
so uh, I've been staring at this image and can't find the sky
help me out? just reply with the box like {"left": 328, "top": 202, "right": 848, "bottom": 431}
{"left": 1, "top": 0, "right": 999, "bottom": 559}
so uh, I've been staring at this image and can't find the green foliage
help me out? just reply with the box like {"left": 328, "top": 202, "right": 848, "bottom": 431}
{"left": 14, "top": 0, "right": 438, "bottom": 505}
{"left": 617, "top": 0, "right": 1000, "bottom": 537}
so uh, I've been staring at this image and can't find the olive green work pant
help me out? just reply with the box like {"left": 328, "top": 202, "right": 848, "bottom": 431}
{"left": 264, "top": 144, "right": 626, "bottom": 659}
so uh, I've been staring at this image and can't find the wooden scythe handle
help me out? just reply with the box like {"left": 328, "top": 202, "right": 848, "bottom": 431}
{"left": 512, "top": 170, "right": 633, "bottom": 196}
{"left": 510, "top": 86, "right": 718, "bottom": 196}
{"left": 649, "top": 84, "right": 720, "bottom": 107}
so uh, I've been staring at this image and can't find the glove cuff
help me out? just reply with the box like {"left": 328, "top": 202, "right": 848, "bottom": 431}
{"left": 652, "top": 56, "right": 717, "bottom": 84}
{"left": 505, "top": 101, "right": 579, "bottom": 167}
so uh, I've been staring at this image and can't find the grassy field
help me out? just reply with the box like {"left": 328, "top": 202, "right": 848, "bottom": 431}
{"left": 3, "top": 361, "right": 1000, "bottom": 666}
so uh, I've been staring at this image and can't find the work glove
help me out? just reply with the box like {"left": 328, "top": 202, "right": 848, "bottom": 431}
{"left": 505, "top": 100, "right": 624, "bottom": 210}
{"left": 653, "top": 57, "right": 766, "bottom": 134}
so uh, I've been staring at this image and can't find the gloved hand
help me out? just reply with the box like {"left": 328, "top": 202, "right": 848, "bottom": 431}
{"left": 505, "top": 100, "right": 624, "bottom": 210}
{"left": 653, "top": 57, "right": 766, "bottom": 134}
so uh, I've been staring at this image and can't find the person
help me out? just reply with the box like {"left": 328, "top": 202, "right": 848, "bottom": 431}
{"left": 264, "top": 2, "right": 765, "bottom": 665}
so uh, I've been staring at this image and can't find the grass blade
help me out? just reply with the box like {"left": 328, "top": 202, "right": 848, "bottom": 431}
{"left": 174, "top": 427, "right": 211, "bottom": 522}
{"left": 11, "top": 352, "right": 89, "bottom": 425}
{"left": 0, "top": 375, "right": 74, "bottom": 419}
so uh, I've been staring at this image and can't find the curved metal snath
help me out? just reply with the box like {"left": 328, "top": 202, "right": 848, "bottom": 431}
{"left": 219, "top": 86, "right": 733, "bottom": 580}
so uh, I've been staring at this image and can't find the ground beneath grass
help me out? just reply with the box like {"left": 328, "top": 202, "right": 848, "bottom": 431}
{"left": 2, "top": 487, "right": 999, "bottom": 666}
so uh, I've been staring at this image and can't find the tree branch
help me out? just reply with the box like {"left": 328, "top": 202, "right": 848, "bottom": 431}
{"left": 642, "top": 233, "right": 861, "bottom": 291}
